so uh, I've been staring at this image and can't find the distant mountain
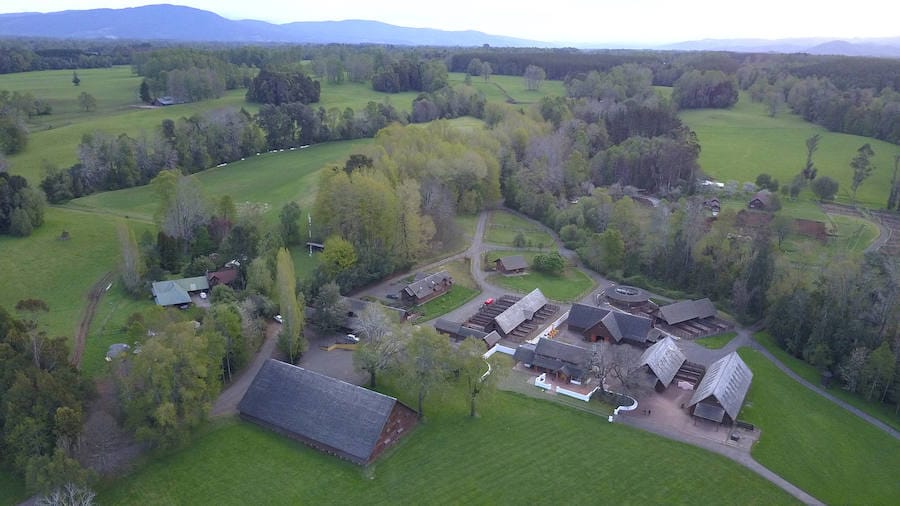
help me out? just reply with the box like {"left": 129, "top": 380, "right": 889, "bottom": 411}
{"left": 0, "top": 4, "right": 545, "bottom": 47}
{"left": 661, "top": 37, "right": 900, "bottom": 57}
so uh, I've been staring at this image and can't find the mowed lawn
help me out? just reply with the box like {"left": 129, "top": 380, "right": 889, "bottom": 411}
{"left": 486, "top": 249, "right": 594, "bottom": 302}
{"left": 0, "top": 208, "right": 151, "bottom": 339}
{"left": 485, "top": 210, "right": 555, "bottom": 247}
{"left": 753, "top": 332, "right": 900, "bottom": 432}
{"left": 680, "top": 93, "right": 900, "bottom": 209}
{"left": 97, "top": 391, "right": 795, "bottom": 505}
{"left": 739, "top": 348, "right": 900, "bottom": 505}
{"left": 414, "top": 258, "right": 481, "bottom": 320}
{"left": 447, "top": 72, "right": 566, "bottom": 104}
{"left": 694, "top": 331, "right": 737, "bottom": 349}
{"left": 66, "top": 140, "right": 371, "bottom": 222}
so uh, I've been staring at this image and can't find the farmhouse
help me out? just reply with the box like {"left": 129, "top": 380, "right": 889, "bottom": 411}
{"left": 401, "top": 270, "right": 453, "bottom": 305}
{"left": 638, "top": 337, "right": 687, "bottom": 391}
{"left": 566, "top": 303, "right": 656, "bottom": 347}
{"left": 238, "top": 359, "right": 417, "bottom": 466}
{"left": 514, "top": 338, "right": 591, "bottom": 384}
{"left": 494, "top": 255, "right": 528, "bottom": 274}
{"left": 748, "top": 190, "right": 774, "bottom": 210}
{"left": 151, "top": 276, "right": 209, "bottom": 306}
{"left": 688, "top": 352, "right": 753, "bottom": 425}
{"left": 206, "top": 268, "right": 239, "bottom": 288}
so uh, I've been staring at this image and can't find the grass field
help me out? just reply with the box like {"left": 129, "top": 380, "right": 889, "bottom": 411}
{"left": 739, "top": 347, "right": 900, "bottom": 504}
{"left": 754, "top": 332, "right": 900, "bottom": 432}
{"left": 485, "top": 210, "right": 555, "bottom": 247}
{"left": 447, "top": 73, "right": 566, "bottom": 104}
{"left": 79, "top": 282, "right": 157, "bottom": 378}
{"left": 0, "top": 208, "right": 151, "bottom": 340}
{"left": 680, "top": 93, "right": 900, "bottom": 209}
{"left": 694, "top": 331, "right": 737, "bottom": 349}
{"left": 96, "top": 389, "right": 795, "bottom": 505}
{"left": 66, "top": 140, "right": 370, "bottom": 223}
{"left": 486, "top": 250, "right": 594, "bottom": 302}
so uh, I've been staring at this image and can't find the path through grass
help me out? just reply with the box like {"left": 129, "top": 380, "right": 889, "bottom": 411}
{"left": 739, "top": 347, "right": 900, "bottom": 504}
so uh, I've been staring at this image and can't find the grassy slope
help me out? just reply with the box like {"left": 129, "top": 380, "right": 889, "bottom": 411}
{"left": 754, "top": 332, "right": 900, "bottom": 432}
{"left": 680, "top": 93, "right": 900, "bottom": 209}
{"left": 739, "top": 348, "right": 900, "bottom": 505}
{"left": 0, "top": 208, "right": 150, "bottom": 339}
{"left": 485, "top": 210, "right": 555, "bottom": 247}
{"left": 97, "top": 392, "right": 795, "bottom": 505}
{"left": 65, "top": 140, "right": 370, "bottom": 222}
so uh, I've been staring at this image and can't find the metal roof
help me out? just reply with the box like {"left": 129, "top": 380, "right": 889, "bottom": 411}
{"left": 688, "top": 351, "right": 753, "bottom": 421}
{"left": 173, "top": 276, "right": 209, "bottom": 292}
{"left": 658, "top": 298, "right": 717, "bottom": 325}
{"left": 497, "top": 255, "right": 528, "bottom": 271}
{"left": 238, "top": 360, "right": 399, "bottom": 465}
{"left": 402, "top": 271, "right": 452, "bottom": 299}
{"left": 494, "top": 288, "right": 548, "bottom": 334}
{"left": 151, "top": 280, "right": 192, "bottom": 306}
{"left": 483, "top": 331, "right": 502, "bottom": 347}
{"left": 639, "top": 337, "right": 686, "bottom": 387}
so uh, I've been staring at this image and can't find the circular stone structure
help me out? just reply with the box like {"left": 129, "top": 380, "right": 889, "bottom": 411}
{"left": 603, "top": 285, "right": 650, "bottom": 307}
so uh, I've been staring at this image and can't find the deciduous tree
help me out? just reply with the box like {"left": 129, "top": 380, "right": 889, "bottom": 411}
{"left": 850, "top": 143, "right": 875, "bottom": 203}
{"left": 275, "top": 248, "right": 306, "bottom": 363}
{"left": 399, "top": 326, "right": 452, "bottom": 420}
{"left": 352, "top": 305, "right": 404, "bottom": 388}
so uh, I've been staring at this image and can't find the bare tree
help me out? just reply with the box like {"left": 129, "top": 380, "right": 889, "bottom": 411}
{"left": 117, "top": 222, "right": 144, "bottom": 296}
{"left": 353, "top": 305, "right": 404, "bottom": 388}
{"left": 15, "top": 298, "right": 49, "bottom": 368}
{"left": 523, "top": 65, "right": 546, "bottom": 91}
{"left": 37, "top": 483, "right": 96, "bottom": 506}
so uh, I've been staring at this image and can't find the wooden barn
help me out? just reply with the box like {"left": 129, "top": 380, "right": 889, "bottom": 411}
{"left": 401, "top": 271, "right": 453, "bottom": 305}
{"left": 748, "top": 190, "right": 774, "bottom": 210}
{"left": 494, "top": 255, "right": 528, "bottom": 274}
{"left": 688, "top": 352, "right": 753, "bottom": 425}
{"left": 238, "top": 360, "right": 417, "bottom": 466}
{"left": 567, "top": 303, "right": 655, "bottom": 347}
{"left": 638, "top": 337, "right": 687, "bottom": 391}
{"left": 514, "top": 338, "right": 591, "bottom": 384}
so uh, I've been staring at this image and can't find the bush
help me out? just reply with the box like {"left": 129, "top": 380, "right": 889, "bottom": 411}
{"left": 811, "top": 176, "right": 839, "bottom": 201}
{"left": 532, "top": 252, "right": 565, "bottom": 275}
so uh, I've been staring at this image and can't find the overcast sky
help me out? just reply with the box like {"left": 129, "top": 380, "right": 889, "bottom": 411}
{"left": 7, "top": 1, "right": 900, "bottom": 45}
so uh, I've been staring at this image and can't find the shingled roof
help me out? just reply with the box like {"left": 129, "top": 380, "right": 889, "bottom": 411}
{"left": 658, "top": 298, "right": 717, "bottom": 325}
{"left": 496, "top": 255, "right": 528, "bottom": 271}
{"left": 495, "top": 288, "right": 548, "bottom": 335}
{"left": 402, "top": 271, "right": 452, "bottom": 300}
{"left": 567, "top": 303, "right": 608, "bottom": 331}
{"left": 567, "top": 304, "right": 653, "bottom": 344}
{"left": 238, "top": 360, "right": 407, "bottom": 465}
{"left": 639, "top": 337, "right": 686, "bottom": 387}
{"left": 433, "top": 319, "right": 487, "bottom": 340}
{"left": 688, "top": 351, "right": 753, "bottom": 422}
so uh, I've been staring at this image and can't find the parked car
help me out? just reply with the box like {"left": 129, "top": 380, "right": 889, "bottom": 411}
{"left": 343, "top": 334, "right": 360, "bottom": 344}
{"left": 484, "top": 297, "right": 495, "bottom": 305}
{"left": 387, "top": 293, "right": 399, "bottom": 300}
{"left": 274, "top": 314, "right": 283, "bottom": 324}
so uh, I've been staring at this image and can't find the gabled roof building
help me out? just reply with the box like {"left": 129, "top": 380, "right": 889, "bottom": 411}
{"left": 401, "top": 271, "right": 453, "bottom": 305}
{"left": 495, "top": 255, "right": 528, "bottom": 274}
{"left": 238, "top": 360, "right": 417, "bottom": 465}
{"left": 656, "top": 298, "right": 717, "bottom": 326}
{"left": 514, "top": 337, "right": 591, "bottom": 384}
{"left": 567, "top": 303, "right": 655, "bottom": 347}
{"left": 688, "top": 352, "right": 753, "bottom": 424}
{"left": 638, "top": 337, "right": 687, "bottom": 389}
{"left": 494, "top": 288, "right": 548, "bottom": 336}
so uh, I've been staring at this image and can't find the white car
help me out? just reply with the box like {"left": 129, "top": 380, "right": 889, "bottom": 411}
{"left": 344, "top": 334, "right": 360, "bottom": 343}
{"left": 274, "top": 314, "right": 283, "bottom": 324}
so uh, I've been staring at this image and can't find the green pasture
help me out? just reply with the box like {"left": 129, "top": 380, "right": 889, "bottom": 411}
{"left": 97, "top": 390, "right": 794, "bottom": 505}
{"left": 66, "top": 140, "right": 370, "bottom": 223}
{"left": 485, "top": 250, "right": 594, "bottom": 302}
{"left": 694, "top": 331, "right": 737, "bottom": 349}
{"left": 79, "top": 281, "right": 157, "bottom": 379}
{"left": 739, "top": 347, "right": 900, "bottom": 504}
{"left": 0, "top": 208, "right": 150, "bottom": 340}
{"left": 680, "top": 93, "right": 900, "bottom": 209}
{"left": 485, "top": 210, "right": 555, "bottom": 247}
{"left": 753, "top": 332, "right": 900, "bottom": 432}
{"left": 447, "top": 72, "right": 566, "bottom": 104}
{"left": 317, "top": 79, "right": 419, "bottom": 113}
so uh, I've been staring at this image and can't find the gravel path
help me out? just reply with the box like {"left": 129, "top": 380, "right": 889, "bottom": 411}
{"left": 210, "top": 322, "right": 280, "bottom": 418}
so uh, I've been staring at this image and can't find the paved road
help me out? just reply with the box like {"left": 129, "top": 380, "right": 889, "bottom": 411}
{"left": 210, "top": 322, "right": 280, "bottom": 418}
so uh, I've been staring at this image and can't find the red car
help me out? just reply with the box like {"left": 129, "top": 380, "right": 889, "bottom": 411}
{"left": 484, "top": 298, "right": 494, "bottom": 305}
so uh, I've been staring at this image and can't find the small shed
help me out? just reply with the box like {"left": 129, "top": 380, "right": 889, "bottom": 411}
{"left": 495, "top": 255, "right": 528, "bottom": 274}
{"left": 238, "top": 360, "right": 417, "bottom": 465}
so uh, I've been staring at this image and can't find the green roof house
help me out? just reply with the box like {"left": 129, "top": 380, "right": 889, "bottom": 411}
{"left": 151, "top": 276, "right": 209, "bottom": 306}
